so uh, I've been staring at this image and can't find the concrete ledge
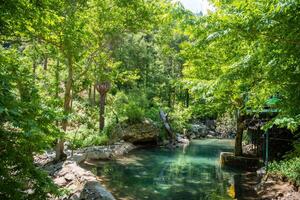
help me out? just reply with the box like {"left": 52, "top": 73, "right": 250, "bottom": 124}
{"left": 220, "top": 152, "right": 260, "bottom": 171}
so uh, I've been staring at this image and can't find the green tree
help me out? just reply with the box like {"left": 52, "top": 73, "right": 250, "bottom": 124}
{"left": 182, "top": 0, "right": 300, "bottom": 155}
{"left": 0, "top": 47, "right": 59, "bottom": 199}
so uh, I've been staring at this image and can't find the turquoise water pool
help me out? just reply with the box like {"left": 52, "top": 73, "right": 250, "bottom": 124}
{"left": 87, "top": 139, "right": 237, "bottom": 200}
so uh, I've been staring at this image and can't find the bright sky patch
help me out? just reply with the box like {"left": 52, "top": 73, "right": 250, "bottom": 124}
{"left": 176, "top": 0, "right": 214, "bottom": 15}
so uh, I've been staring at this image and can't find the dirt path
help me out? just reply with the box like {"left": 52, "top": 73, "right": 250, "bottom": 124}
{"left": 256, "top": 175, "right": 300, "bottom": 200}
{"left": 234, "top": 172, "right": 300, "bottom": 200}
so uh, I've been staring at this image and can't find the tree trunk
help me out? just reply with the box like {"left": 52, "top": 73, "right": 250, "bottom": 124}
{"left": 235, "top": 113, "right": 244, "bottom": 156}
{"left": 172, "top": 87, "right": 176, "bottom": 108}
{"left": 33, "top": 60, "right": 37, "bottom": 78}
{"left": 159, "top": 109, "right": 175, "bottom": 144}
{"left": 95, "top": 81, "right": 111, "bottom": 133}
{"left": 185, "top": 89, "right": 189, "bottom": 108}
{"left": 55, "top": 55, "right": 73, "bottom": 161}
{"left": 55, "top": 60, "right": 60, "bottom": 98}
{"left": 43, "top": 56, "right": 48, "bottom": 70}
{"left": 168, "top": 86, "right": 172, "bottom": 108}
{"left": 54, "top": 60, "right": 60, "bottom": 129}
{"left": 88, "top": 84, "right": 92, "bottom": 103}
{"left": 93, "top": 84, "right": 96, "bottom": 105}
{"left": 99, "top": 93, "right": 106, "bottom": 131}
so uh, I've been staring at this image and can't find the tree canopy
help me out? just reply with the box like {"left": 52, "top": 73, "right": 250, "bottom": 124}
{"left": 1, "top": 0, "right": 300, "bottom": 199}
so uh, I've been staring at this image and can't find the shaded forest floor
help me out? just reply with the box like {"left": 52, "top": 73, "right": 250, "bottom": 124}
{"left": 257, "top": 175, "right": 300, "bottom": 200}
{"left": 237, "top": 172, "right": 300, "bottom": 200}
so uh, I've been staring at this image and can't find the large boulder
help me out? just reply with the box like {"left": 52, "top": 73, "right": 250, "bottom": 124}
{"left": 80, "top": 181, "right": 115, "bottom": 200}
{"left": 84, "top": 142, "right": 136, "bottom": 160}
{"left": 189, "top": 123, "right": 208, "bottom": 138}
{"left": 121, "top": 120, "right": 159, "bottom": 144}
{"left": 176, "top": 134, "right": 189, "bottom": 144}
{"left": 243, "top": 144, "right": 257, "bottom": 156}
{"left": 41, "top": 160, "right": 116, "bottom": 200}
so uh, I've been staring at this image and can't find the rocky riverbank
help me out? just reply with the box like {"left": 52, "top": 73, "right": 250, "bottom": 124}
{"left": 256, "top": 174, "right": 300, "bottom": 200}
{"left": 34, "top": 142, "right": 136, "bottom": 200}
{"left": 233, "top": 171, "right": 300, "bottom": 200}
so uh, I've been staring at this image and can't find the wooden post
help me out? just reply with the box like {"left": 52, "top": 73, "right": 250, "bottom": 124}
{"left": 265, "top": 130, "right": 269, "bottom": 171}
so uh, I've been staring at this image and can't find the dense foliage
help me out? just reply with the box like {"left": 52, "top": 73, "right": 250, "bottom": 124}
{"left": 0, "top": 0, "right": 191, "bottom": 198}
{"left": 182, "top": 0, "right": 300, "bottom": 129}
{"left": 0, "top": 47, "right": 59, "bottom": 199}
{"left": 1, "top": 0, "right": 300, "bottom": 198}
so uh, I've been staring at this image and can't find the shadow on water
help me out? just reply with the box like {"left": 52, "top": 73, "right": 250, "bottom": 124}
{"left": 82, "top": 139, "right": 239, "bottom": 200}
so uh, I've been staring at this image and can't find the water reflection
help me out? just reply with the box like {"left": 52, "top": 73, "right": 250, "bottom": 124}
{"left": 91, "top": 139, "right": 236, "bottom": 200}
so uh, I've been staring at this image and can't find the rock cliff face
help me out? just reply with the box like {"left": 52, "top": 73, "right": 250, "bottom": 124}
{"left": 121, "top": 120, "right": 159, "bottom": 144}
{"left": 188, "top": 119, "right": 233, "bottom": 139}
{"left": 190, "top": 124, "right": 208, "bottom": 138}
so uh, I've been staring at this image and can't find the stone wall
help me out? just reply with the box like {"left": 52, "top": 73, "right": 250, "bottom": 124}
{"left": 220, "top": 152, "right": 260, "bottom": 171}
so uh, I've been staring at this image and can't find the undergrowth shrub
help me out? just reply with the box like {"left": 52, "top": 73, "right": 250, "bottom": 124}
{"left": 83, "top": 133, "right": 109, "bottom": 147}
{"left": 67, "top": 100, "right": 111, "bottom": 148}
{"left": 112, "top": 91, "right": 149, "bottom": 124}
{"left": 145, "top": 106, "right": 161, "bottom": 123}
{"left": 125, "top": 101, "right": 145, "bottom": 124}
{"left": 67, "top": 125, "right": 110, "bottom": 148}
{"left": 169, "top": 104, "right": 192, "bottom": 132}
{"left": 216, "top": 112, "right": 237, "bottom": 137}
{"left": 269, "top": 157, "right": 300, "bottom": 185}
{"left": 0, "top": 49, "right": 59, "bottom": 199}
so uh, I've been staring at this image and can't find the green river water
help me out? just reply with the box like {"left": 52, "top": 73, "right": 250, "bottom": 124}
{"left": 86, "top": 139, "right": 238, "bottom": 200}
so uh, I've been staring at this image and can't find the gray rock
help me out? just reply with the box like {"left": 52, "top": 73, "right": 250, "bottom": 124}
{"left": 176, "top": 135, "right": 189, "bottom": 144}
{"left": 243, "top": 144, "right": 256, "bottom": 156}
{"left": 84, "top": 142, "right": 136, "bottom": 161}
{"left": 256, "top": 167, "right": 266, "bottom": 177}
{"left": 190, "top": 133, "right": 196, "bottom": 139}
{"left": 85, "top": 149, "right": 111, "bottom": 160}
{"left": 80, "top": 181, "right": 115, "bottom": 200}
{"left": 69, "top": 192, "right": 81, "bottom": 200}
{"left": 67, "top": 184, "right": 79, "bottom": 192}
{"left": 112, "top": 142, "right": 135, "bottom": 157}
{"left": 45, "top": 162, "right": 63, "bottom": 176}
{"left": 190, "top": 124, "right": 208, "bottom": 137}
{"left": 70, "top": 153, "right": 86, "bottom": 163}
{"left": 208, "top": 130, "right": 217, "bottom": 136}
{"left": 54, "top": 177, "right": 67, "bottom": 186}
{"left": 121, "top": 120, "right": 159, "bottom": 144}
{"left": 36, "top": 142, "right": 137, "bottom": 200}
{"left": 64, "top": 173, "right": 76, "bottom": 181}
